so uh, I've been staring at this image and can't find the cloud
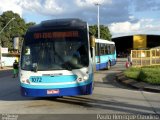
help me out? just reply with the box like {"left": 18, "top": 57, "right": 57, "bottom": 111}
{"left": 18, "top": 0, "right": 113, "bottom": 21}
{"left": 109, "top": 21, "right": 140, "bottom": 34}
{"left": 16, "top": 0, "right": 115, "bottom": 24}
{"left": 99, "top": 0, "right": 131, "bottom": 24}
{"left": 75, "top": 0, "right": 112, "bottom": 7}
{"left": 0, "top": 0, "right": 22, "bottom": 16}
{"left": 19, "top": 0, "right": 41, "bottom": 12}
{"left": 132, "top": 0, "right": 160, "bottom": 11}
{"left": 19, "top": 0, "right": 64, "bottom": 15}
{"left": 1, "top": 0, "right": 160, "bottom": 37}
{"left": 0, "top": 0, "right": 131, "bottom": 24}
{"left": 109, "top": 18, "right": 160, "bottom": 38}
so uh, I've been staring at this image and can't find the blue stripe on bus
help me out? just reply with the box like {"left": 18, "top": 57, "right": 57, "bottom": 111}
{"left": 96, "top": 63, "right": 107, "bottom": 70}
{"left": 96, "top": 59, "right": 116, "bottom": 70}
{"left": 21, "top": 74, "right": 93, "bottom": 89}
{"left": 21, "top": 82, "right": 93, "bottom": 97}
{"left": 21, "top": 80, "right": 92, "bottom": 89}
{"left": 96, "top": 55, "right": 115, "bottom": 63}
{"left": 29, "top": 75, "right": 77, "bottom": 83}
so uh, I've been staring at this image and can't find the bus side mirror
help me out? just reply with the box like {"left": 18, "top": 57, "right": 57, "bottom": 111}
{"left": 90, "top": 36, "right": 95, "bottom": 47}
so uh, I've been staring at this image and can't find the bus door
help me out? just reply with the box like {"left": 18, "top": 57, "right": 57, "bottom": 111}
{"left": 95, "top": 43, "right": 101, "bottom": 70}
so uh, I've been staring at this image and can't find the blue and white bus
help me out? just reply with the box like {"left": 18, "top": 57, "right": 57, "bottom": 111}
{"left": 95, "top": 39, "right": 116, "bottom": 70}
{"left": 19, "top": 18, "right": 94, "bottom": 97}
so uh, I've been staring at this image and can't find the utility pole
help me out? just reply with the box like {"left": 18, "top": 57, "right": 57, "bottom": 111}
{"left": 94, "top": 2, "right": 101, "bottom": 39}
{"left": 94, "top": 1, "right": 101, "bottom": 68}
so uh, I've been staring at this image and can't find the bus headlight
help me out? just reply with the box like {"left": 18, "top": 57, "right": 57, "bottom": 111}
{"left": 83, "top": 75, "right": 89, "bottom": 80}
{"left": 77, "top": 75, "right": 89, "bottom": 82}
{"left": 21, "top": 79, "right": 30, "bottom": 84}
{"left": 77, "top": 78, "right": 83, "bottom": 82}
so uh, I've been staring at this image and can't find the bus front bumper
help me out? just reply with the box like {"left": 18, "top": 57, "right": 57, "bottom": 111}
{"left": 20, "top": 83, "right": 93, "bottom": 97}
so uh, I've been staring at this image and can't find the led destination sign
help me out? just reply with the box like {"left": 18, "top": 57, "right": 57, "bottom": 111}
{"left": 34, "top": 31, "right": 79, "bottom": 39}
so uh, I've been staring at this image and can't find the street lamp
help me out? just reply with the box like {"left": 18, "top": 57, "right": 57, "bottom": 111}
{"left": 0, "top": 17, "right": 15, "bottom": 35}
{"left": 94, "top": 2, "right": 101, "bottom": 39}
{"left": 0, "top": 17, "right": 15, "bottom": 64}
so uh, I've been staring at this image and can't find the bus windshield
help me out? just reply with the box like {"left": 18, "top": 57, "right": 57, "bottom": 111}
{"left": 21, "top": 31, "right": 89, "bottom": 71}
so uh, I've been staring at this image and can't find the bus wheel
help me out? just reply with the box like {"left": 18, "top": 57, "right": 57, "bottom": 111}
{"left": 107, "top": 61, "right": 111, "bottom": 70}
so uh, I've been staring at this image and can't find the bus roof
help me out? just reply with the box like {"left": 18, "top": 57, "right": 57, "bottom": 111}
{"left": 95, "top": 39, "right": 115, "bottom": 44}
{"left": 27, "top": 18, "right": 87, "bottom": 32}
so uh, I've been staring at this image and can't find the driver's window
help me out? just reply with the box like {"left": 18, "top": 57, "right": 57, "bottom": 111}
{"left": 22, "top": 47, "right": 32, "bottom": 69}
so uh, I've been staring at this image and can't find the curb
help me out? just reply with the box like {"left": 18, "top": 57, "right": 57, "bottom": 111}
{"left": 116, "top": 72, "right": 160, "bottom": 93}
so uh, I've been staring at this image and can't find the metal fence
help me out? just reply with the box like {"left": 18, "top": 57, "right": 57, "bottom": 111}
{"left": 131, "top": 49, "right": 160, "bottom": 67}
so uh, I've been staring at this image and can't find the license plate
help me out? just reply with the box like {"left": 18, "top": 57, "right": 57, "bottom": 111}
{"left": 47, "top": 89, "right": 60, "bottom": 94}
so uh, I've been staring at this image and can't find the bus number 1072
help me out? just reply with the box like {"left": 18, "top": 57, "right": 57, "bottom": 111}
{"left": 31, "top": 77, "right": 42, "bottom": 83}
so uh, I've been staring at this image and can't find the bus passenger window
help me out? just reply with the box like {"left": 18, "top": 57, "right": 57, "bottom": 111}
{"left": 100, "top": 44, "right": 105, "bottom": 55}
{"left": 105, "top": 45, "right": 108, "bottom": 54}
{"left": 108, "top": 45, "right": 111, "bottom": 54}
{"left": 95, "top": 43, "right": 99, "bottom": 56}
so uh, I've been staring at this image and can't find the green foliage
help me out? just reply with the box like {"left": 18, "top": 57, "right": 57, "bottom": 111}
{"left": 26, "top": 22, "right": 36, "bottom": 28}
{"left": 138, "top": 68, "right": 160, "bottom": 84}
{"left": 89, "top": 25, "right": 112, "bottom": 40}
{"left": 124, "top": 66, "right": 160, "bottom": 85}
{"left": 124, "top": 67, "right": 141, "bottom": 80}
{"left": 0, "top": 11, "right": 35, "bottom": 50}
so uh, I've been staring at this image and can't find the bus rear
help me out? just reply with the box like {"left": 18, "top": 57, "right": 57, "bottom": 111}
{"left": 19, "top": 19, "right": 93, "bottom": 97}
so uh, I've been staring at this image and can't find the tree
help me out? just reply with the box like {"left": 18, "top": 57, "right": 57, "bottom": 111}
{"left": 26, "top": 22, "right": 36, "bottom": 28}
{"left": 89, "top": 25, "right": 112, "bottom": 40}
{"left": 0, "top": 11, "right": 35, "bottom": 50}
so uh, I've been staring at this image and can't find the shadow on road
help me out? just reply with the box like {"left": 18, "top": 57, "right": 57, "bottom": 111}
{"left": 1, "top": 90, "right": 160, "bottom": 114}
{"left": 42, "top": 96, "right": 160, "bottom": 114}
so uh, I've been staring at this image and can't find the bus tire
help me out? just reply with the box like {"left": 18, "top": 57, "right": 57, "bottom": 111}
{"left": 106, "top": 61, "right": 111, "bottom": 70}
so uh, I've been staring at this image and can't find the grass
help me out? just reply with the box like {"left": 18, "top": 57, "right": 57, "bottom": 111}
{"left": 124, "top": 66, "right": 160, "bottom": 85}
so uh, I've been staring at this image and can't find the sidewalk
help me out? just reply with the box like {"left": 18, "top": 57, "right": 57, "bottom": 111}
{"left": 0, "top": 66, "right": 13, "bottom": 71}
{"left": 94, "top": 71, "right": 105, "bottom": 83}
{"left": 116, "top": 72, "right": 160, "bottom": 93}
{"left": 94, "top": 57, "right": 160, "bottom": 93}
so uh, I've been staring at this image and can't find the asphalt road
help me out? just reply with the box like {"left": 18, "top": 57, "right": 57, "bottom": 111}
{"left": 0, "top": 59, "right": 160, "bottom": 120}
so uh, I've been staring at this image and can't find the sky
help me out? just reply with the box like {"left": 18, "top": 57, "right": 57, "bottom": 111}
{"left": 0, "top": 0, "right": 160, "bottom": 38}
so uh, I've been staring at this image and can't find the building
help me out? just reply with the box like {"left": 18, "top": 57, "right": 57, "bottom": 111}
{"left": 112, "top": 34, "right": 160, "bottom": 57}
